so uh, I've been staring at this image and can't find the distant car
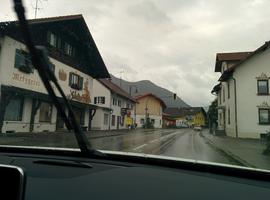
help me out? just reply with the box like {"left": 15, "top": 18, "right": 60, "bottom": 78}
{"left": 193, "top": 125, "right": 202, "bottom": 131}
{"left": 178, "top": 124, "right": 189, "bottom": 128}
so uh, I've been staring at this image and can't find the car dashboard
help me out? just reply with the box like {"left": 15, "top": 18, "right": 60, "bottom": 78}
{"left": 1, "top": 148, "right": 270, "bottom": 200}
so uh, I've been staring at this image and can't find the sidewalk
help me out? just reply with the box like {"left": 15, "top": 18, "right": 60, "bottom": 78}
{"left": 0, "top": 129, "right": 135, "bottom": 139}
{"left": 201, "top": 130, "right": 270, "bottom": 170}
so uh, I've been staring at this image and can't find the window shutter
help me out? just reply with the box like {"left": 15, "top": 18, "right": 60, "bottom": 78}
{"left": 69, "top": 72, "right": 72, "bottom": 86}
{"left": 79, "top": 77, "right": 84, "bottom": 90}
{"left": 14, "top": 49, "right": 24, "bottom": 69}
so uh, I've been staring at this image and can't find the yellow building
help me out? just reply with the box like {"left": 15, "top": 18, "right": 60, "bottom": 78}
{"left": 192, "top": 111, "right": 206, "bottom": 126}
{"left": 163, "top": 107, "right": 207, "bottom": 128}
{"left": 135, "top": 93, "right": 166, "bottom": 128}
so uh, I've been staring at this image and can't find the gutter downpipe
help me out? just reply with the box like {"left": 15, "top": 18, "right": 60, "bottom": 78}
{"left": 232, "top": 77, "right": 238, "bottom": 138}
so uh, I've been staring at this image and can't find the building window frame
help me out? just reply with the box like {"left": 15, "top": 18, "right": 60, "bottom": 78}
{"left": 14, "top": 49, "right": 34, "bottom": 74}
{"left": 257, "top": 80, "right": 269, "bottom": 95}
{"left": 111, "top": 115, "right": 116, "bottom": 126}
{"left": 4, "top": 96, "right": 24, "bottom": 121}
{"left": 112, "top": 98, "right": 117, "bottom": 106}
{"left": 39, "top": 101, "right": 53, "bottom": 123}
{"left": 48, "top": 31, "right": 57, "bottom": 47}
{"left": 94, "top": 96, "right": 105, "bottom": 104}
{"left": 118, "top": 100, "right": 122, "bottom": 107}
{"left": 104, "top": 113, "right": 109, "bottom": 125}
{"left": 64, "top": 42, "right": 74, "bottom": 56}
{"left": 69, "top": 72, "right": 83, "bottom": 90}
{"left": 259, "top": 108, "right": 270, "bottom": 125}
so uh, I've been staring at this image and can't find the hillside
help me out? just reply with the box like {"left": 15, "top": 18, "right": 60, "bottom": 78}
{"left": 110, "top": 74, "right": 190, "bottom": 108}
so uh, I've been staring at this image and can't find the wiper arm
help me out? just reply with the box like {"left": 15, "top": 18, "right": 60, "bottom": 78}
{"left": 12, "top": 0, "right": 104, "bottom": 157}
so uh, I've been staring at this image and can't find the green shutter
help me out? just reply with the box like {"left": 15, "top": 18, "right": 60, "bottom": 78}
{"left": 14, "top": 49, "right": 24, "bottom": 69}
{"left": 79, "top": 77, "right": 83, "bottom": 90}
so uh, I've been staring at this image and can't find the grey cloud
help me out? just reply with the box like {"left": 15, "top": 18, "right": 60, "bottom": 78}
{"left": 127, "top": 1, "right": 171, "bottom": 24}
{"left": 1, "top": 0, "right": 270, "bottom": 106}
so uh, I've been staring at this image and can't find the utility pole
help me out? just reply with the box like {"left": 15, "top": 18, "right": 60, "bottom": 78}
{"left": 34, "top": 0, "right": 38, "bottom": 19}
{"left": 33, "top": 0, "right": 47, "bottom": 19}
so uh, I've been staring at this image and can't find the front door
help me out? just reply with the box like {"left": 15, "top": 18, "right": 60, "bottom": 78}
{"left": 70, "top": 106, "right": 85, "bottom": 126}
{"left": 56, "top": 111, "right": 65, "bottom": 130}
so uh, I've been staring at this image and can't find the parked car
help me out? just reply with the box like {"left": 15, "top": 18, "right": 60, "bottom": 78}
{"left": 194, "top": 125, "right": 202, "bottom": 131}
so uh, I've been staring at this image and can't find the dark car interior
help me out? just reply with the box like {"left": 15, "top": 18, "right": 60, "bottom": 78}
{"left": 2, "top": 147, "right": 270, "bottom": 200}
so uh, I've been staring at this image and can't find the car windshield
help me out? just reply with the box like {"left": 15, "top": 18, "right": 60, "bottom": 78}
{"left": 1, "top": 0, "right": 270, "bottom": 171}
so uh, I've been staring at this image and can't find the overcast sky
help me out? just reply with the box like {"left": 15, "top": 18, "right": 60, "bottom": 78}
{"left": 1, "top": 0, "right": 270, "bottom": 106}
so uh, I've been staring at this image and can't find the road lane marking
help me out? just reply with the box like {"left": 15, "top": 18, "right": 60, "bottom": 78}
{"left": 132, "top": 132, "right": 178, "bottom": 151}
{"left": 133, "top": 144, "right": 147, "bottom": 151}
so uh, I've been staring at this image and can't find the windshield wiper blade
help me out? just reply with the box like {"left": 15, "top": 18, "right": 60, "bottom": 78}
{"left": 12, "top": 0, "right": 104, "bottom": 157}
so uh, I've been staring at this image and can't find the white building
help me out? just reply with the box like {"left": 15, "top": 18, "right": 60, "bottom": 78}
{"left": 0, "top": 15, "right": 110, "bottom": 133}
{"left": 91, "top": 79, "right": 136, "bottom": 130}
{"left": 212, "top": 42, "right": 270, "bottom": 139}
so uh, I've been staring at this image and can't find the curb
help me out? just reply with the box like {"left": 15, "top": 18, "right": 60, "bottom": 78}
{"left": 88, "top": 133, "right": 126, "bottom": 139}
{"left": 200, "top": 132, "right": 257, "bottom": 168}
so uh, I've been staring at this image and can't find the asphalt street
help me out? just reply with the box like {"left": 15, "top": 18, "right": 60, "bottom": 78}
{"left": 89, "top": 128, "right": 239, "bottom": 165}
{"left": 0, "top": 128, "right": 239, "bottom": 165}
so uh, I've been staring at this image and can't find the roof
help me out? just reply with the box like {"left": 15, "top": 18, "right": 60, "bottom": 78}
{"left": 211, "top": 83, "right": 221, "bottom": 94}
{"left": 99, "top": 79, "right": 136, "bottom": 103}
{"left": 135, "top": 93, "right": 166, "bottom": 108}
{"left": 0, "top": 14, "right": 83, "bottom": 26}
{"left": 214, "top": 52, "right": 252, "bottom": 72}
{"left": 218, "top": 41, "right": 270, "bottom": 81}
{"left": 0, "top": 15, "right": 110, "bottom": 78}
{"left": 163, "top": 107, "right": 206, "bottom": 118}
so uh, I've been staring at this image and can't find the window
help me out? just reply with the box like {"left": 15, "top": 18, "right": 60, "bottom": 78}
{"left": 48, "top": 31, "right": 57, "bottom": 47}
{"left": 94, "top": 97, "right": 105, "bottom": 104}
{"left": 228, "top": 107, "right": 230, "bottom": 125}
{"left": 151, "top": 119, "right": 155, "bottom": 125}
{"left": 112, "top": 98, "right": 117, "bottom": 106}
{"left": 69, "top": 72, "right": 83, "bottom": 90}
{"left": 227, "top": 82, "right": 230, "bottom": 99}
{"left": 257, "top": 80, "right": 269, "bottom": 95}
{"left": 111, "top": 115, "right": 115, "bottom": 126}
{"left": 64, "top": 42, "right": 74, "bottom": 56}
{"left": 219, "top": 113, "right": 222, "bottom": 126}
{"left": 118, "top": 100, "right": 121, "bottom": 107}
{"left": 39, "top": 102, "right": 53, "bottom": 122}
{"left": 259, "top": 109, "right": 270, "bottom": 124}
{"left": 4, "top": 97, "right": 24, "bottom": 121}
{"left": 104, "top": 113, "right": 109, "bottom": 125}
{"left": 140, "top": 118, "right": 145, "bottom": 124}
{"left": 126, "top": 103, "right": 130, "bottom": 109}
{"left": 14, "top": 49, "right": 33, "bottom": 73}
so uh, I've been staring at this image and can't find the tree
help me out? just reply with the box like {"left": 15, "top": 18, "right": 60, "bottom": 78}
{"left": 207, "top": 98, "right": 218, "bottom": 134}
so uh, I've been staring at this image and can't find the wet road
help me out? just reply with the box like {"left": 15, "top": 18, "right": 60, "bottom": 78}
{"left": 0, "top": 128, "right": 237, "bottom": 165}
{"left": 90, "top": 128, "right": 237, "bottom": 165}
